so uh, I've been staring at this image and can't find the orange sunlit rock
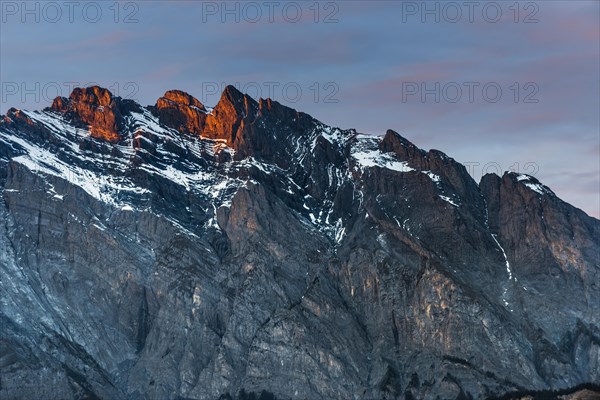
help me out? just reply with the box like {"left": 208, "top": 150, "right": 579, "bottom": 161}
{"left": 51, "top": 86, "right": 123, "bottom": 143}
{"left": 90, "top": 127, "right": 122, "bottom": 143}
{"left": 154, "top": 90, "right": 207, "bottom": 136}
{"left": 203, "top": 85, "right": 257, "bottom": 145}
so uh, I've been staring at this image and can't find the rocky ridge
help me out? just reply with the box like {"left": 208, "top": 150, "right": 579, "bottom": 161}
{"left": 0, "top": 85, "right": 598, "bottom": 400}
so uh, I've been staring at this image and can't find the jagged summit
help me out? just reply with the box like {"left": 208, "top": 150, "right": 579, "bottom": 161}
{"left": 0, "top": 84, "right": 598, "bottom": 400}
{"left": 151, "top": 85, "right": 259, "bottom": 145}
{"left": 160, "top": 89, "right": 206, "bottom": 110}
{"left": 153, "top": 89, "right": 208, "bottom": 136}
{"left": 46, "top": 85, "right": 142, "bottom": 143}
{"left": 220, "top": 84, "right": 253, "bottom": 106}
{"left": 0, "top": 84, "right": 586, "bottom": 223}
{"left": 50, "top": 85, "right": 123, "bottom": 142}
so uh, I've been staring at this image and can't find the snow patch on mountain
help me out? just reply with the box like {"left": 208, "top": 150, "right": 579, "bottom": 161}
{"left": 0, "top": 109, "right": 242, "bottom": 212}
{"left": 516, "top": 174, "right": 549, "bottom": 195}
{"left": 439, "top": 195, "right": 459, "bottom": 207}
{"left": 351, "top": 136, "right": 414, "bottom": 172}
{"left": 352, "top": 150, "right": 415, "bottom": 172}
{"left": 423, "top": 171, "right": 441, "bottom": 182}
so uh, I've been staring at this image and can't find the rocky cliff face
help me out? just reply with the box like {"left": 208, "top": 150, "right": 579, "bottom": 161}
{"left": 0, "top": 86, "right": 598, "bottom": 400}
{"left": 49, "top": 86, "right": 141, "bottom": 143}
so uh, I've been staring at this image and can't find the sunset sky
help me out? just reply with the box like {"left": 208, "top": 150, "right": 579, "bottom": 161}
{"left": 1, "top": 0, "right": 598, "bottom": 217}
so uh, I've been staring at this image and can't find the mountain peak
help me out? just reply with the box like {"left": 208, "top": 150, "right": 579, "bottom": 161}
{"left": 71, "top": 85, "right": 114, "bottom": 106}
{"left": 379, "top": 129, "right": 420, "bottom": 155}
{"left": 505, "top": 171, "right": 554, "bottom": 196}
{"left": 201, "top": 85, "right": 259, "bottom": 145}
{"left": 50, "top": 85, "right": 115, "bottom": 114}
{"left": 160, "top": 90, "right": 206, "bottom": 111}
{"left": 49, "top": 85, "right": 123, "bottom": 143}
{"left": 221, "top": 84, "right": 247, "bottom": 104}
{"left": 215, "top": 84, "right": 259, "bottom": 117}
{"left": 154, "top": 90, "right": 207, "bottom": 135}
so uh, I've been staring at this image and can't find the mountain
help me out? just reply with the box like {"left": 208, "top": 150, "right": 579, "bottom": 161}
{"left": 0, "top": 85, "right": 598, "bottom": 400}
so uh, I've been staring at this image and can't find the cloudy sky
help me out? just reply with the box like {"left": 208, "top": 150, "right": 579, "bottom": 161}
{"left": 1, "top": 0, "right": 598, "bottom": 217}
